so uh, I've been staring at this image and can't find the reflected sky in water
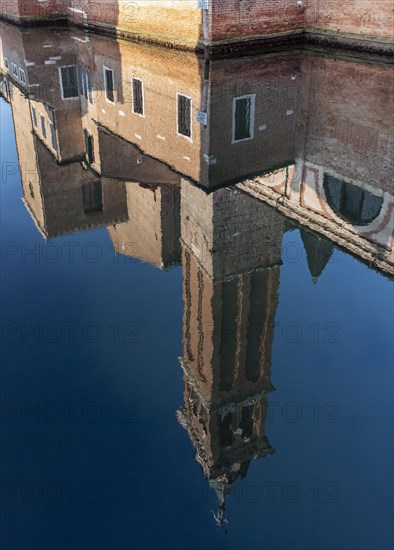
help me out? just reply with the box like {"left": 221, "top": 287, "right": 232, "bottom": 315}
{"left": 0, "top": 22, "right": 393, "bottom": 550}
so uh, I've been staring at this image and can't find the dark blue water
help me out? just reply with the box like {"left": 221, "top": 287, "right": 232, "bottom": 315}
{"left": 1, "top": 40, "right": 393, "bottom": 550}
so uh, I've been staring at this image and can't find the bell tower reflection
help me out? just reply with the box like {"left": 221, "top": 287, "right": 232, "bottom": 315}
{"left": 177, "top": 181, "right": 285, "bottom": 526}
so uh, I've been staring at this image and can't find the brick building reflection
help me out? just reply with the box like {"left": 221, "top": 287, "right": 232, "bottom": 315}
{"left": 177, "top": 182, "right": 286, "bottom": 526}
{"left": 1, "top": 21, "right": 392, "bottom": 272}
{"left": 100, "top": 128, "right": 181, "bottom": 269}
{"left": 0, "top": 19, "right": 393, "bottom": 525}
{"left": 0, "top": 23, "right": 181, "bottom": 267}
{"left": 6, "top": 82, "right": 129, "bottom": 239}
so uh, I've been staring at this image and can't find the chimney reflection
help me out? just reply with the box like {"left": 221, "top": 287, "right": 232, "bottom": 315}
{"left": 98, "top": 126, "right": 182, "bottom": 268}
{"left": 108, "top": 182, "right": 181, "bottom": 269}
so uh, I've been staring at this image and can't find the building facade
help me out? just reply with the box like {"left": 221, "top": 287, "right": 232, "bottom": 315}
{"left": 1, "top": 23, "right": 393, "bottom": 522}
{"left": 0, "top": 22, "right": 392, "bottom": 274}
{"left": 0, "top": 0, "right": 393, "bottom": 53}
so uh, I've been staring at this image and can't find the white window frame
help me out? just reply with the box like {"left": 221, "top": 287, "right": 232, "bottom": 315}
{"left": 87, "top": 72, "right": 93, "bottom": 104}
{"left": 103, "top": 66, "right": 115, "bottom": 104}
{"left": 84, "top": 71, "right": 89, "bottom": 102}
{"left": 231, "top": 94, "right": 256, "bottom": 144}
{"left": 11, "top": 62, "right": 17, "bottom": 77}
{"left": 80, "top": 68, "right": 93, "bottom": 104}
{"left": 80, "top": 68, "right": 86, "bottom": 100}
{"left": 58, "top": 65, "right": 79, "bottom": 101}
{"left": 18, "top": 68, "right": 26, "bottom": 84}
{"left": 176, "top": 93, "right": 193, "bottom": 143}
{"left": 131, "top": 77, "right": 145, "bottom": 117}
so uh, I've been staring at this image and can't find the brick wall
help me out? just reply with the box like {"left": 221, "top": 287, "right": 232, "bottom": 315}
{"left": 88, "top": 34, "right": 204, "bottom": 182}
{"left": 297, "top": 54, "right": 394, "bottom": 192}
{"left": 0, "top": 0, "right": 68, "bottom": 22}
{"left": 306, "top": 0, "right": 394, "bottom": 41}
{"left": 180, "top": 181, "right": 285, "bottom": 280}
{"left": 209, "top": 0, "right": 305, "bottom": 44}
{"left": 91, "top": 0, "right": 202, "bottom": 49}
{"left": 108, "top": 182, "right": 181, "bottom": 268}
{"left": 238, "top": 51, "right": 394, "bottom": 274}
{"left": 9, "top": 83, "right": 45, "bottom": 232}
{"left": 181, "top": 245, "right": 279, "bottom": 404}
{"left": 0, "top": 22, "right": 86, "bottom": 162}
{"left": 205, "top": 53, "right": 301, "bottom": 188}
{"left": 16, "top": 122, "right": 128, "bottom": 239}
{"left": 1, "top": 0, "right": 392, "bottom": 49}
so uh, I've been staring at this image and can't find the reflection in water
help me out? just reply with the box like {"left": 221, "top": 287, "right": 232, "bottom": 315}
{"left": 323, "top": 175, "right": 384, "bottom": 227}
{"left": 178, "top": 185, "right": 284, "bottom": 526}
{"left": 0, "top": 20, "right": 393, "bottom": 532}
{"left": 1, "top": 21, "right": 392, "bottom": 273}
{"left": 300, "top": 229, "right": 333, "bottom": 284}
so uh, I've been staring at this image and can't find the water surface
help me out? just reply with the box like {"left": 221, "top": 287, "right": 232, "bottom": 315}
{"left": 0, "top": 23, "right": 393, "bottom": 550}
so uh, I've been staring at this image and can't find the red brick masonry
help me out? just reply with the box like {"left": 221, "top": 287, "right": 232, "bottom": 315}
{"left": 0, "top": 0, "right": 393, "bottom": 53}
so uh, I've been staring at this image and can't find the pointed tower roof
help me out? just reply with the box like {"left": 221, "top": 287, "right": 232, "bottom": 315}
{"left": 209, "top": 479, "right": 233, "bottom": 530}
{"left": 300, "top": 229, "right": 334, "bottom": 283}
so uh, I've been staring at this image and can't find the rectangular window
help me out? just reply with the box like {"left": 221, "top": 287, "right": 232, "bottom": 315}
{"left": 59, "top": 66, "right": 79, "bottom": 99}
{"left": 18, "top": 68, "right": 26, "bottom": 84}
{"left": 177, "top": 94, "right": 192, "bottom": 139}
{"left": 79, "top": 67, "right": 87, "bottom": 100}
{"left": 87, "top": 72, "right": 93, "bottom": 104}
{"left": 11, "top": 62, "right": 17, "bottom": 77}
{"left": 83, "top": 129, "right": 94, "bottom": 165}
{"left": 4, "top": 57, "right": 8, "bottom": 69}
{"left": 82, "top": 180, "right": 103, "bottom": 215}
{"left": 79, "top": 67, "right": 92, "bottom": 102}
{"left": 31, "top": 105, "right": 37, "bottom": 127}
{"left": 232, "top": 94, "right": 255, "bottom": 143}
{"left": 50, "top": 122, "right": 57, "bottom": 151}
{"left": 104, "top": 67, "right": 114, "bottom": 103}
{"left": 83, "top": 71, "right": 89, "bottom": 101}
{"left": 132, "top": 78, "right": 144, "bottom": 116}
{"left": 40, "top": 115, "right": 46, "bottom": 139}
